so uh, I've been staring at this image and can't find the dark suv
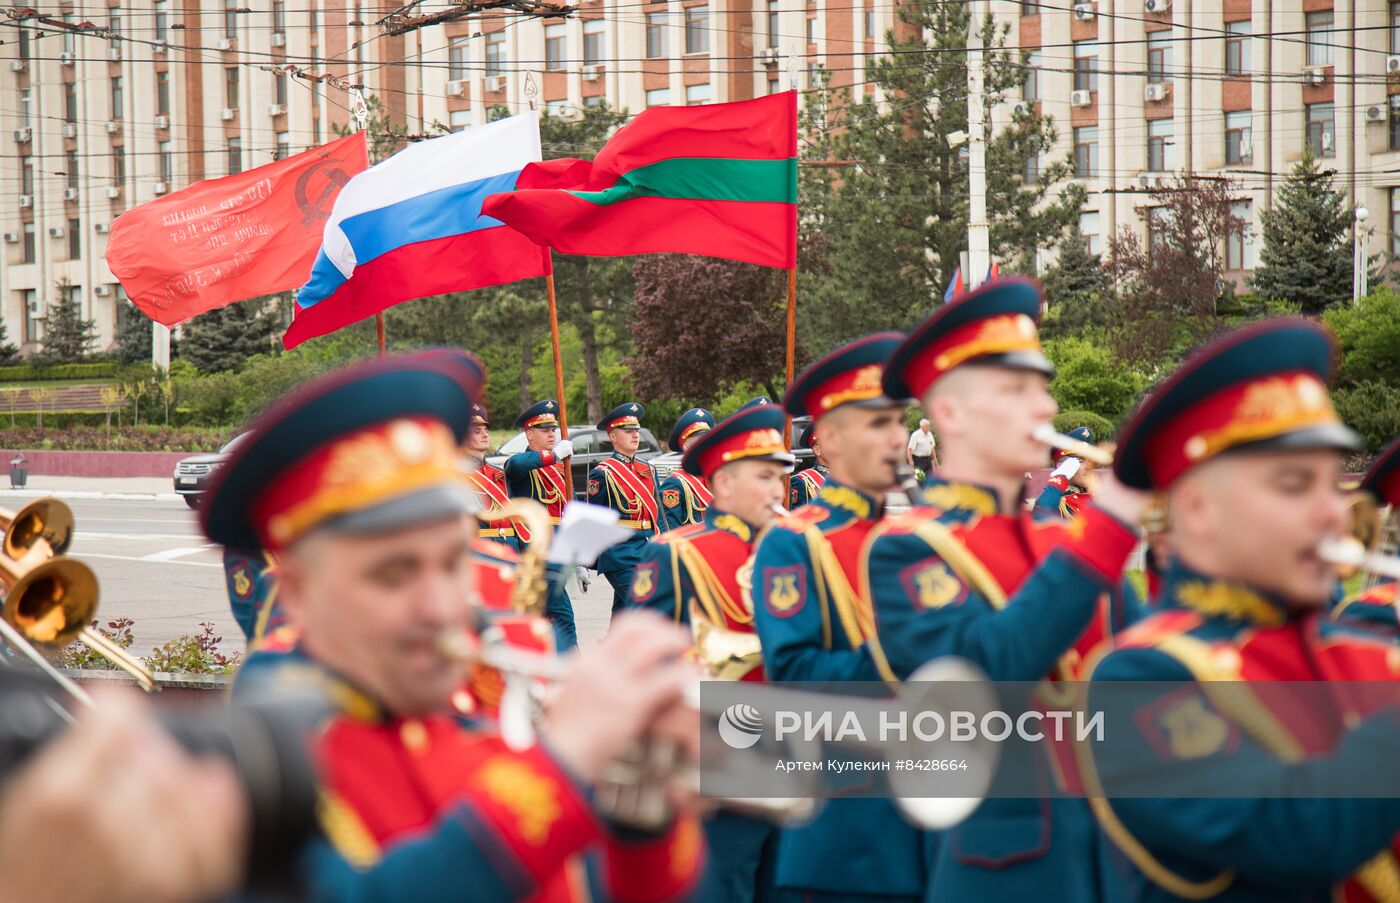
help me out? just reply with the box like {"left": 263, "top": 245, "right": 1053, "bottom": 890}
{"left": 172, "top": 433, "right": 247, "bottom": 508}
{"left": 486, "top": 425, "right": 663, "bottom": 498}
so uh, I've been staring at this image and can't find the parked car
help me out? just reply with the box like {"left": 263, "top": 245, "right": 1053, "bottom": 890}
{"left": 649, "top": 416, "right": 815, "bottom": 481}
{"left": 172, "top": 433, "right": 247, "bottom": 508}
{"left": 485, "top": 426, "right": 663, "bottom": 498}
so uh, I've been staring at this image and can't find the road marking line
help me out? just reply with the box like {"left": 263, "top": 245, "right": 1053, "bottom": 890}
{"left": 142, "top": 546, "right": 218, "bottom": 562}
{"left": 80, "top": 552, "right": 222, "bottom": 569}
{"left": 79, "top": 532, "right": 207, "bottom": 541}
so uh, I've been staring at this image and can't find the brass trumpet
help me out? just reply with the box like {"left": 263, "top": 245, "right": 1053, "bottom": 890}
{"left": 450, "top": 635, "right": 999, "bottom": 833}
{"left": 1317, "top": 493, "right": 1400, "bottom": 580}
{"left": 1031, "top": 424, "right": 1114, "bottom": 467}
{"left": 0, "top": 498, "right": 74, "bottom": 560}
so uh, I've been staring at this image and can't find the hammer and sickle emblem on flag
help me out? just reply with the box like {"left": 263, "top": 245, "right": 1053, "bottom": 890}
{"left": 294, "top": 156, "right": 354, "bottom": 229}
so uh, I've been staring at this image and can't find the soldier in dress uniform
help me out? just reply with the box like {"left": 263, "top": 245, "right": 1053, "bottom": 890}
{"left": 207, "top": 350, "right": 704, "bottom": 901}
{"left": 737, "top": 396, "right": 775, "bottom": 413}
{"left": 1331, "top": 434, "right": 1400, "bottom": 635}
{"left": 504, "top": 399, "right": 573, "bottom": 527}
{"left": 859, "top": 277, "right": 1147, "bottom": 901}
{"left": 588, "top": 402, "right": 662, "bottom": 615}
{"left": 461, "top": 403, "right": 524, "bottom": 549}
{"left": 1080, "top": 318, "right": 1400, "bottom": 902}
{"left": 750, "top": 332, "right": 928, "bottom": 903}
{"left": 223, "top": 546, "right": 283, "bottom": 647}
{"left": 787, "top": 422, "right": 829, "bottom": 511}
{"left": 1032, "top": 425, "right": 1097, "bottom": 519}
{"left": 627, "top": 402, "right": 794, "bottom": 903}
{"left": 659, "top": 407, "right": 716, "bottom": 530}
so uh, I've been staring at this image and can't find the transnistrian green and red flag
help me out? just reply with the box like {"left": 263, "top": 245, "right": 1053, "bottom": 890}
{"left": 481, "top": 91, "right": 797, "bottom": 269}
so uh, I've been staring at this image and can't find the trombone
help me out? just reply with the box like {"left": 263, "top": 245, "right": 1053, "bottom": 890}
{"left": 1317, "top": 492, "right": 1400, "bottom": 580}
{"left": 448, "top": 635, "right": 999, "bottom": 833}
{"left": 0, "top": 497, "right": 157, "bottom": 696}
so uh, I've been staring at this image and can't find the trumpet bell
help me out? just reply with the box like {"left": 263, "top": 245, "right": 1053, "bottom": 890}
{"left": 2, "top": 498, "right": 74, "bottom": 560}
{"left": 3, "top": 557, "right": 99, "bottom": 645}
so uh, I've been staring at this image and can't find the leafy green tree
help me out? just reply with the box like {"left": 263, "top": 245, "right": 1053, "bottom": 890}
{"left": 1250, "top": 151, "right": 1354, "bottom": 313}
{"left": 40, "top": 280, "right": 98, "bottom": 362}
{"left": 178, "top": 296, "right": 281, "bottom": 373}
{"left": 798, "top": 5, "right": 1084, "bottom": 348}
{"left": 1044, "top": 336, "right": 1146, "bottom": 424}
{"left": 1324, "top": 286, "right": 1400, "bottom": 387}
{"left": 334, "top": 94, "right": 408, "bottom": 164}
{"left": 0, "top": 315, "right": 20, "bottom": 366}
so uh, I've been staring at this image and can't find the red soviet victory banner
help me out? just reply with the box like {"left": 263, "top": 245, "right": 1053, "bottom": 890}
{"left": 106, "top": 132, "right": 368, "bottom": 327}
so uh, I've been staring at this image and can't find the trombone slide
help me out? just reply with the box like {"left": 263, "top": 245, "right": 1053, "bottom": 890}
{"left": 1030, "top": 424, "right": 1114, "bottom": 467}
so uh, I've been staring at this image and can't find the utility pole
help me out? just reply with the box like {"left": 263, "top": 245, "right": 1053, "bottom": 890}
{"left": 965, "top": 0, "right": 990, "bottom": 292}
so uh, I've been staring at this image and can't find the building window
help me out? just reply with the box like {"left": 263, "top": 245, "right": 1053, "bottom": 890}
{"left": 66, "top": 151, "right": 79, "bottom": 191}
{"left": 20, "top": 157, "right": 32, "bottom": 196}
{"left": 1024, "top": 51, "right": 1040, "bottom": 101}
{"left": 224, "top": 0, "right": 238, "bottom": 39}
{"left": 583, "top": 19, "right": 605, "bottom": 66}
{"left": 111, "top": 76, "right": 123, "bottom": 119}
{"left": 1079, "top": 210, "right": 1102, "bottom": 256}
{"left": 685, "top": 82, "right": 711, "bottom": 105}
{"left": 449, "top": 110, "right": 471, "bottom": 129}
{"left": 157, "top": 71, "right": 170, "bottom": 115}
{"left": 160, "top": 140, "right": 173, "bottom": 183}
{"left": 685, "top": 5, "right": 709, "bottom": 54}
{"left": 64, "top": 83, "right": 77, "bottom": 123}
{"left": 67, "top": 219, "right": 80, "bottom": 260}
{"left": 1225, "top": 20, "right": 1250, "bottom": 76}
{"left": 646, "top": 87, "right": 670, "bottom": 107}
{"left": 309, "top": 6, "right": 318, "bottom": 31}
{"left": 1226, "top": 200, "right": 1253, "bottom": 270}
{"left": 864, "top": 6, "right": 874, "bottom": 39}
{"left": 1147, "top": 31, "right": 1172, "bottom": 84}
{"left": 1024, "top": 151, "right": 1040, "bottom": 183}
{"left": 545, "top": 24, "right": 567, "bottom": 69}
{"left": 1306, "top": 11, "right": 1334, "bottom": 67}
{"left": 767, "top": 72, "right": 781, "bottom": 94}
{"left": 63, "top": 13, "right": 74, "bottom": 53}
{"left": 17, "top": 27, "right": 29, "bottom": 60}
{"left": 154, "top": 0, "right": 168, "bottom": 41}
{"left": 1306, "top": 102, "right": 1335, "bottom": 157}
{"left": 22, "top": 290, "right": 40, "bottom": 343}
{"left": 19, "top": 88, "right": 31, "bottom": 128}
{"left": 1073, "top": 40, "right": 1098, "bottom": 93}
{"left": 1225, "top": 111, "right": 1252, "bottom": 164}
{"left": 274, "top": 72, "right": 287, "bottom": 105}
{"left": 1019, "top": 0, "right": 1037, "bottom": 13}
{"left": 1147, "top": 118, "right": 1173, "bottom": 171}
{"left": 272, "top": 0, "right": 286, "bottom": 34}
{"left": 275, "top": 132, "right": 289, "bottom": 160}
{"left": 1390, "top": 96, "right": 1400, "bottom": 152}
{"left": 545, "top": 99, "right": 569, "bottom": 116}
{"left": 766, "top": 1, "right": 779, "bottom": 48}
{"left": 109, "top": 6, "right": 121, "bottom": 44}
{"left": 1073, "top": 126, "right": 1097, "bottom": 178}
{"left": 646, "top": 13, "right": 668, "bottom": 57}
{"left": 112, "top": 147, "right": 124, "bottom": 183}
{"left": 228, "top": 138, "right": 242, "bottom": 175}
{"left": 225, "top": 67, "right": 241, "bottom": 109}
{"left": 485, "top": 32, "right": 505, "bottom": 76}
{"left": 447, "top": 37, "right": 470, "bottom": 79}
{"left": 63, "top": 284, "right": 81, "bottom": 319}
{"left": 806, "top": 15, "right": 815, "bottom": 42}
{"left": 21, "top": 225, "right": 35, "bottom": 265}
{"left": 1391, "top": 188, "right": 1400, "bottom": 258}
{"left": 1391, "top": 2, "right": 1400, "bottom": 54}
{"left": 1146, "top": 207, "right": 1170, "bottom": 255}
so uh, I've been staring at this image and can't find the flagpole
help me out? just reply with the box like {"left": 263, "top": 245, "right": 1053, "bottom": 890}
{"left": 783, "top": 266, "right": 796, "bottom": 451}
{"left": 375, "top": 312, "right": 386, "bottom": 358}
{"left": 544, "top": 251, "right": 575, "bottom": 500}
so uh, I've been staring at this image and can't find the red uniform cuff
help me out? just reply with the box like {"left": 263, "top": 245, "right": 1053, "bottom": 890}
{"left": 1059, "top": 504, "right": 1138, "bottom": 584}
{"left": 603, "top": 816, "right": 705, "bottom": 903}
{"left": 459, "top": 743, "right": 602, "bottom": 882}
{"left": 1046, "top": 475, "right": 1070, "bottom": 492}
{"left": 540, "top": 451, "right": 557, "bottom": 467}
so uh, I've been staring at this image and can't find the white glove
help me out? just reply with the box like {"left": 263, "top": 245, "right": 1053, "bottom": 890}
{"left": 553, "top": 439, "right": 574, "bottom": 459}
{"left": 575, "top": 565, "right": 592, "bottom": 592}
{"left": 1050, "top": 457, "right": 1082, "bottom": 481}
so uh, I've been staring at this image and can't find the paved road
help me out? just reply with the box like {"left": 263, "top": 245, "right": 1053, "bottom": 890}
{"left": 22, "top": 495, "right": 618, "bottom": 656}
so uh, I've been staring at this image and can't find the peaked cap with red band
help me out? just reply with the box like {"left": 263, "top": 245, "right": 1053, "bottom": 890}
{"left": 669, "top": 407, "right": 715, "bottom": 451}
{"left": 784, "top": 331, "right": 907, "bottom": 419}
{"left": 882, "top": 276, "right": 1052, "bottom": 402}
{"left": 683, "top": 403, "right": 794, "bottom": 478}
{"left": 1362, "top": 435, "right": 1400, "bottom": 508}
{"left": 514, "top": 399, "right": 560, "bottom": 430}
{"left": 1113, "top": 318, "right": 1360, "bottom": 491}
{"left": 597, "top": 401, "right": 645, "bottom": 433}
{"left": 200, "top": 350, "right": 484, "bottom": 551}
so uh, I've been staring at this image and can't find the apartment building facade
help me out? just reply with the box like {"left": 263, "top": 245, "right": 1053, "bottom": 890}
{"left": 0, "top": 0, "right": 1391, "bottom": 355}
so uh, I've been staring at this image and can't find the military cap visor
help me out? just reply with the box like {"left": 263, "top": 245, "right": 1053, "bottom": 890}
{"left": 200, "top": 350, "right": 483, "bottom": 551}
{"left": 1113, "top": 319, "right": 1360, "bottom": 491}
{"left": 314, "top": 482, "right": 480, "bottom": 539}
{"left": 883, "top": 277, "right": 1052, "bottom": 402}
{"left": 668, "top": 408, "right": 715, "bottom": 451}
{"left": 1360, "top": 435, "right": 1400, "bottom": 507}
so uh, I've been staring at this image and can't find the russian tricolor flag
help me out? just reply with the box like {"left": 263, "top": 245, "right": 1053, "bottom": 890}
{"left": 283, "top": 112, "right": 550, "bottom": 349}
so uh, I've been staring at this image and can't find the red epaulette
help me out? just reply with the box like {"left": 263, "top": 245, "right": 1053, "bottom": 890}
{"left": 869, "top": 505, "right": 943, "bottom": 537}
{"left": 1354, "top": 582, "right": 1400, "bottom": 607}
{"left": 775, "top": 505, "right": 829, "bottom": 531}
{"left": 1114, "top": 609, "right": 1206, "bottom": 652}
